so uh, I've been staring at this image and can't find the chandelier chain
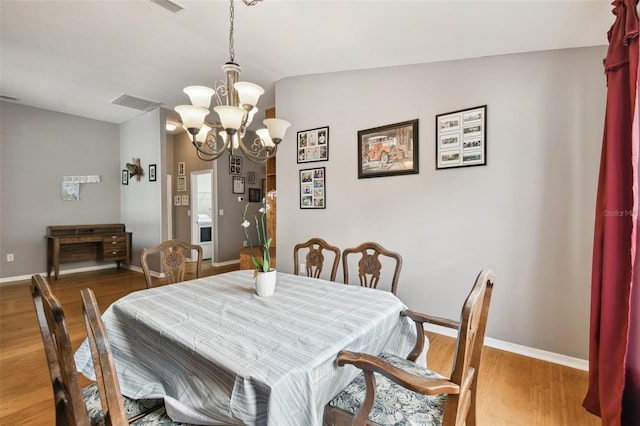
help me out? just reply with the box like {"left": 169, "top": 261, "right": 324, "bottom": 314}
{"left": 229, "top": 0, "right": 235, "bottom": 62}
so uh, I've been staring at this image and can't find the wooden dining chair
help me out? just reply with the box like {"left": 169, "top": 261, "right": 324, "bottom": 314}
{"left": 324, "top": 269, "right": 495, "bottom": 426}
{"left": 29, "top": 274, "right": 163, "bottom": 426}
{"left": 293, "top": 237, "right": 341, "bottom": 281}
{"left": 140, "top": 239, "right": 203, "bottom": 288}
{"left": 80, "top": 288, "right": 186, "bottom": 425}
{"left": 342, "top": 241, "right": 403, "bottom": 295}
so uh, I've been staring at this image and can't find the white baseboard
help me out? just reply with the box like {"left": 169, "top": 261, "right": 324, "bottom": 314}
{"left": 0, "top": 264, "right": 117, "bottom": 284}
{"left": 424, "top": 323, "right": 589, "bottom": 371}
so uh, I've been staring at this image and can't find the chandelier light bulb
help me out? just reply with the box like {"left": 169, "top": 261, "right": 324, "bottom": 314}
{"left": 195, "top": 124, "right": 212, "bottom": 144}
{"left": 256, "top": 128, "right": 274, "bottom": 148}
{"left": 214, "top": 105, "right": 247, "bottom": 134}
{"left": 184, "top": 86, "right": 215, "bottom": 108}
{"left": 234, "top": 81, "right": 264, "bottom": 109}
{"left": 263, "top": 118, "right": 291, "bottom": 144}
{"left": 175, "top": 105, "right": 209, "bottom": 134}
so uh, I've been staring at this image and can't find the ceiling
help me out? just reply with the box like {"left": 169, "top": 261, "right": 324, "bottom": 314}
{"left": 0, "top": 0, "right": 615, "bottom": 129}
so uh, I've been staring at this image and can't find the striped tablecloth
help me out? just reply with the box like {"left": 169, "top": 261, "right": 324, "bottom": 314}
{"left": 74, "top": 270, "right": 421, "bottom": 425}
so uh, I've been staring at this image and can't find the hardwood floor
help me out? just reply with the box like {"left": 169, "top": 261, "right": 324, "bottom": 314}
{"left": 0, "top": 267, "right": 600, "bottom": 425}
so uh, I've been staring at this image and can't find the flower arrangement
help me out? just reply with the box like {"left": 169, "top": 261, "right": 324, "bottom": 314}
{"left": 241, "top": 190, "right": 276, "bottom": 276}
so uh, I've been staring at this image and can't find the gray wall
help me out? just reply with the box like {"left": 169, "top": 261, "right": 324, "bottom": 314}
{"left": 0, "top": 102, "right": 121, "bottom": 277}
{"left": 275, "top": 46, "right": 607, "bottom": 360}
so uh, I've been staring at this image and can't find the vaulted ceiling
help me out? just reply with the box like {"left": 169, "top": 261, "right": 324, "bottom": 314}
{"left": 0, "top": 1, "right": 614, "bottom": 126}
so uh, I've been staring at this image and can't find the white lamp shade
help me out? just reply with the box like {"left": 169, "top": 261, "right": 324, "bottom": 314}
{"left": 256, "top": 128, "right": 274, "bottom": 148}
{"left": 195, "top": 124, "right": 212, "bottom": 143}
{"left": 183, "top": 86, "right": 215, "bottom": 108}
{"left": 234, "top": 82, "right": 264, "bottom": 108}
{"left": 246, "top": 107, "right": 258, "bottom": 126}
{"left": 175, "top": 105, "right": 209, "bottom": 130}
{"left": 263, "top": 118, "right": 291, "bottom": 142}
{"left": 214, "top": 106, "right": 246, "bottom": 131}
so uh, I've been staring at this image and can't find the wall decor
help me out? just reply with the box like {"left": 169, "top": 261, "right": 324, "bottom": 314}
{"left": 122, "top": 170, "right": 129, "bottom": 185}
{"left": 299, "top": 167, "right": 325, "bottom": 209}
{"left": 181, "top": 195, "right": 189, "bottom": 206}
{"left": 247, "top": 171, "right": 256, "bottom": 184}
{"left": 297, "top": 126, "right": 329, "bottom": 163}
{"left": 357, "top": 119, "right": 419, "bottom": 179}
{"left": 177, "top": 176, "right": 187, "bottom": 192}
{"left": 436, "top": 105, "right": 487, "bottom": 169}
{"left": 63, "top": 175, "right": 101, "bottom": 183}
{"left": 174, "top": 195, "right": 181, "bottom": 206}
{"left": 249, "top": 187, "right": 261, "bottom": 202}
{"left": 149, "top": 164, "right": 157, "bottom": 182}
{"left": 233, "top": 176, "right": 245, "bottom": 194}
{"left": 229, "top": 155, "right": 242, "bottom": 175}
{"left": 61, "top": 183, "right": 79, "bottom": 201}
{"left": 178, "top": 162, "right": 185, "bottom": 176}
{"left": 125, "top": 158, "right": 143, "bottom": 181}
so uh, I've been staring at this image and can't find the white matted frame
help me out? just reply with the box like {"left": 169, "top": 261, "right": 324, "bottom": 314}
{"left": 299, "top": 167, "right": 325, "bottom": 209}
{"left": 436, "top": 105, "right": 487, "bottom": 169}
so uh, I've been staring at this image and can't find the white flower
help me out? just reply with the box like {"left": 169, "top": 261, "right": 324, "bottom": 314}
{"left": 241, "top": 220, "right": 250, "bottom": 228}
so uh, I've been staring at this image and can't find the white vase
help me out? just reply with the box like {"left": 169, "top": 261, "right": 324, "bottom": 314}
{"left": 255, "top": 269, "right": 276, "bottom": 297}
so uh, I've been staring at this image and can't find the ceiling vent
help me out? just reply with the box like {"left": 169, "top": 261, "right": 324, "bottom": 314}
{"left": 149, "top": 0, "right": 183, "bottom": 13}
{"left": 112, "top": 94, "right": 161, "bottom": 111}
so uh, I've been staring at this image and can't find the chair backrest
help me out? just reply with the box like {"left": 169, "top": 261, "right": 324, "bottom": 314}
{"left": 443, "top": 269, "right": 494, "bottom": 425}
{"left": 342, "top": 241, "right": 403, "bottom": 294}
{"left": 80, "top": 288, "right": 129, "bottom": 426}
{"left": 140, "top": 239, "right": 203, "bottom": 288}
{"left": 293, "top": 238, "right": 341, "bottom": 281}
{"left": 30, "top": 274, "right": 91, "bottom": 426}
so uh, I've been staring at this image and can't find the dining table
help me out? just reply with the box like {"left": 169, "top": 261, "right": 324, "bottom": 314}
{"left": 74, "top": 270, "right": 423, "bottom": 425}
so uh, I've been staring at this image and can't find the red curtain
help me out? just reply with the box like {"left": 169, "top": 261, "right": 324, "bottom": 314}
{"left": 584, "top": 1, "right": 640, "bottom": 425}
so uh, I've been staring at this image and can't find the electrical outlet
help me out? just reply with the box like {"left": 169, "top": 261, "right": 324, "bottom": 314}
{"left": 7, "top": 253, "right": 14, "bottom": 262}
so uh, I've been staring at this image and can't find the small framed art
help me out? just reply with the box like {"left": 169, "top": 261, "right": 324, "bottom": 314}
{"left": 174, "top": 195, "right": 181, "bottom": 206}
{"left": 249, "top": 188, "right": 261, "bottom": 202}
{"left": 178, "top": 161, "right": 185, "bottom": 176}
{"left": 297, "top": 126, "right": 329, "bottom": 163}
{"left": 233, "top": 176, "right": 245, "bottom": 194}
{"left": 181, "top": 195, "right": 189, "bottom": 206}
{"left": 177, "top": 176, "right": 186, "bottom": 192}
{"left": 149, "top": 164, "right": 157, "bottom": 182}
{"left": 122, "top": 170, "right": 129, "bottom": 185}
{"left": 299, "top": 167, "right": 325, "bottom": 209}
{"left": 358, "top": 119, "right": 419, "bottom": 179}
{"left": 229, "top": 155, "right": 242, "bottom": 175}
{"left": 436, "top": 105, "right": 487, "bottom": 169}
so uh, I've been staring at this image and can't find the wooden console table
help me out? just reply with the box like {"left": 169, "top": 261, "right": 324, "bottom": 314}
{"left": 46, "top": 224, "right": 132, "bottom": 279}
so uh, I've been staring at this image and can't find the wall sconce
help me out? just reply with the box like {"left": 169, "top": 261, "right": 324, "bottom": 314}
{"left": 125, "top": 158, "right": 143, "bottom": 182}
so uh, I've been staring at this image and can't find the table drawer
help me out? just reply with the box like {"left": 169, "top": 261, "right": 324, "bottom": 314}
{"left": 104, "top": 234, "right": 127, "bottom": 243}
{"left": 103, "top": 248, "right": 126, "bottom": 260}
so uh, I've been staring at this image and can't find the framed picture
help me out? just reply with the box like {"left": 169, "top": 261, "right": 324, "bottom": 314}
{"left": 178, "top": 161, "right": 185, "bottom": 176}
{"left": 299, "top": 167, "right": 325, "bottom": 209}
{"left": 181, "top": 195, "right": 189, "bottom": 206}
{"left": 233, "top": 176, "right": 245, "bottom": 194}
{"left": 173, "top": 195, "right": 181, "bottom": 206}
{"left": 229, "top": 155, "right": 242, "bottom": 174}
{"left": 149, "top": 164, "right": 157, "bottom": 182}
{"left": 247, "top": 171, "right": 256, "bottom": 184}
{"left": 297, "top": 126, "right": 329, "bottom": 163}
{"left": 357, "top": 119, "right": 419, "bottom": 179}
{"left": 177, "top": 176, "right": 186, "bottom": 192}
{"left": 122, "top": 170, "right": 129, "bottom": 185}
{"left": 436, "top": 105, "right": 487, "bottom": 169}
{"left": 249, "top": 188, "right": 261, "bottom": 202}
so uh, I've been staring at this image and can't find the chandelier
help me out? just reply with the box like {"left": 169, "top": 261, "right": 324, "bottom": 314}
{"left": 174, "top": 0, "right": 291, "bottom": 163}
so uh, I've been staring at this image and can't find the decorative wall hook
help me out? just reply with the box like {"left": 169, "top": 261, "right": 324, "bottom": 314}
{"left": 125, "top": 158, "right": 144, "bottom": 181}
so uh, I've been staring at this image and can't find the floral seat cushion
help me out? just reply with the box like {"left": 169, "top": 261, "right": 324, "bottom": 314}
{"left": 328, "top": 352, "right": 448, "bottom": 426}
{"left": 82, "top": 382, "right": 164, "bottom": 425}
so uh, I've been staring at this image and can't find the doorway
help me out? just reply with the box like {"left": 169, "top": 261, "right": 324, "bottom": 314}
{"left": 191, "top": 170, "right": 213, "bottom": 260}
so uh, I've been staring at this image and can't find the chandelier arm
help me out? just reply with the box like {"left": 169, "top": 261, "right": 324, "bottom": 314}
{"left": 190, "top": 132, "right": 231, "bottom": 161}
{"left": 237, "top": 137, "right": 277, "bottom": 164}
